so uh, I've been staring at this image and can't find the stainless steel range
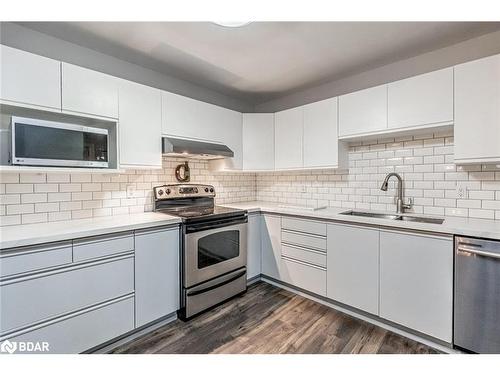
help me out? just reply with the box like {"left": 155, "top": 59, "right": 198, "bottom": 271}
{"left": 153, "top": 184, "right": 248, "bottom": 320}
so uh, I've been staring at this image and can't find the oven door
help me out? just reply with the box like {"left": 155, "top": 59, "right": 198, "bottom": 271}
{"left": 184, "top": 219, "right": 247, "bottom": 288}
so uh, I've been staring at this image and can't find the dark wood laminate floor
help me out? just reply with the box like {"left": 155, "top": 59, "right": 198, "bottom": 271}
{"left": 111, "top": 282, "right": 439, "bottom": 354}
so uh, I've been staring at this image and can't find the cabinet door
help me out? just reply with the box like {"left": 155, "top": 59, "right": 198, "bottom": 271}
{"left": 62, "top": 63, "right": 119, "bottom": 118}
{"left": 303, "top": 97, "right": 341, "bottom": 168}
{"left": 338, "top": 85, "right": 387, "bottom": 137}
{"left": 162, "top": 91, "right": 220, "bottom": 142}
{"left": 119, "top": 81, "right": 162, "bottom": 168}
{"left": 379, "top": 231, "right": 453, "bottom": 342}
{"left": 274, "top": 107, "right": 303, "bottom": 169}
{"left": 135, "top": 227, "right": 180, "bottom": 327}
{"left": 327, "top": 224, "right": 379, "bottom": 315}
{"left": 211, "top": 107, "right": 243, "bottom": 170}
{"left": 388, "top": 68, "right": 453, "bottom": 129}
{"left": 0, "top": 44, "right": 61, "bottom": 110}
{"left": 454, "top": 54, "right": 500, "bottom": 163}
{"left": 242, "top": 113, "right": 275, "bottom": 170}
{"left": 247, "top": 214, "right": 262, "bottom": 279}
{"left": 260, "top": 215, "right": 281, "bottom": 280}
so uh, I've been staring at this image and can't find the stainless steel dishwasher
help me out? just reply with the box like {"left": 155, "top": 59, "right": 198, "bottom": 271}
{"left": 455, "top": 236, "right": 500, "bottom": 353}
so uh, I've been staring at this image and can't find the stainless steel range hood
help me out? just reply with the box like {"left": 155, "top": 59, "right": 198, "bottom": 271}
{"left": 161, "top": 137, "right": 234, "bottom": 159}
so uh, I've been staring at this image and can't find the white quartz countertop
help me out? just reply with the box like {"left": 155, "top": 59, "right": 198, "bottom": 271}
{"left": 223, "top": 201, "right": 500, "bottom": 240}
{"left": 0, "top": 212, "right": 181, "bottom": 250}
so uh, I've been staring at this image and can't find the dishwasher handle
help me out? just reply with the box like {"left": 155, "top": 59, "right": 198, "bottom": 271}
{"left": 457, "top": 245, "right": 500, "bottom": 260}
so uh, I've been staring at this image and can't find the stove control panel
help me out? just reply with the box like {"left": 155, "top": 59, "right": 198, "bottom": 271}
{"left": 153, "top": 184, "right": 215, "bottom": 200}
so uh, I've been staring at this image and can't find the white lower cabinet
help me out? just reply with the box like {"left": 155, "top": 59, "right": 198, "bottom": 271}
{"left": 247, "top": 214, "right": 262, "bottom": 279}
{"left": 379, "top": 231, "right": 453, "bottom": 342}
{"left": 134, "top": 227, "right": 180, "bottom": 327}
{"left": 327, "top": 224, "right": 379, "bottom": 315}
{"left": 281, "top": 258, "right": 326, "bottom": 296}
{"left": 260, "top": 214, "right": 282, "bottom": 280}
{"left": 6, "top": 297, "right": 135, "bottom": 354}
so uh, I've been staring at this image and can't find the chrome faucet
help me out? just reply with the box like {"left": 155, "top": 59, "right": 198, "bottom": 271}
{"left": 380, "top": 173, "right": 413, "bottom": 214}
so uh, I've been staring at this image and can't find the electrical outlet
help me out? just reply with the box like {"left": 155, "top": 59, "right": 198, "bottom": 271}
{"left": 300, "top": 186, "right": 307, "bottom": 193}
{"left": 126, "top": 184, "right": 136, "bottom": 198}
{"left": 456, "top": 183, "right": 467, "bottom": 199}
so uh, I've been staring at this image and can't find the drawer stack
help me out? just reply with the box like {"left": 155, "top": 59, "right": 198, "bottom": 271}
{"left": 0, "top": 231, "right": 136, "bottom": 354}
{"left": 280, "top": 217, "right": 327, "bottom": 296}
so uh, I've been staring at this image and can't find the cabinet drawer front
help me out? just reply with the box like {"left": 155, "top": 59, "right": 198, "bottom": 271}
{"left": 73, "top": 232, "right": 134, "bottom": 262}
{"left": 282, "top": 230, "right": 326, "bottom": 251}
{"left": 282, "top": 217, "right": 326, "bottom": 236}
{"left": 281, "top": 258, "right": 326, "bottom": 296}
{"left": 0, "top": 242, "right": 72, "bottom": 279}
{"left": 2, "top": 296, "right": 134, "bottom": 354}
{"left": 0, "top": 256, "right": 134, "bottom": 335}
{"left": 282, "top": 244, "right": 326, "bottom": 267}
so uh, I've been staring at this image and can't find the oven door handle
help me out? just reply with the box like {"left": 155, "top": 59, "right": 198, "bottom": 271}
{"left": 185, "top": 217, "right": 247, "bottom": 233}
{"left": 186, "top": 268, "right": 247, "bottom": 297}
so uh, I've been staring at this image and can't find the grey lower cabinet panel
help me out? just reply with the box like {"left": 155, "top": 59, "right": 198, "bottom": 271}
{"left": 261, "top": 215, "right": 282, "bottom": 280}
{"left": 379, "top": 231, "right": 453, "bottom": 343}
{"left": 73, "top": 232, "right": 134, "bottom": 262}
{"left": 281, "top": 257, "right": 326, "bottom": 296}
{"left": 135, "top": 227, "right": 179, "bottom": 328}
{"left": 327, "top": 224, "right": 379, "bottom": 315}
{"left": 0, "top": 242, "right": 72, "bottom": 279}
{"left": 246, "top": 214, "right": 262, "bottom": 279}
{"left": 0, "top": 256, "right": 134, "bottom": 335}
{"left": 4, "top": 296, "right": 135, "bottom": 354}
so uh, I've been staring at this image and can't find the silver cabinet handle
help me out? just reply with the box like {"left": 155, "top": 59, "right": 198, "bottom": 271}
{"left": 457, "top": 246, "right": 500, "bottom": 260}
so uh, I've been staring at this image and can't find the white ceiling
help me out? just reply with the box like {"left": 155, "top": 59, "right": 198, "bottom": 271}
{"left": 18, "top": 22, "right": 500, "bottom": 104}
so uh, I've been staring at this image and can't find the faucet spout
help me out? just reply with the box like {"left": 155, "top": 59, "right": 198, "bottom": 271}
{"left": 380, "top": 173, "right": 411, "bottom": 214}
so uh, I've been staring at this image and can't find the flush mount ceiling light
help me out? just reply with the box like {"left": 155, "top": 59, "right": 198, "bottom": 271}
{"left": 212, "top": 21, "right": 252, "bottom": 28}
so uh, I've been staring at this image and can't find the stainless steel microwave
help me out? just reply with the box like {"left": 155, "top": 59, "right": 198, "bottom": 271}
{"left": 11, "top": 117, "right": 109, "bottom": 168}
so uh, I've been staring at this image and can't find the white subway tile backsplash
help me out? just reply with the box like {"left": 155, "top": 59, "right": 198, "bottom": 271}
{"left": 2, "top": 132, "right": 500, "bottom": 226}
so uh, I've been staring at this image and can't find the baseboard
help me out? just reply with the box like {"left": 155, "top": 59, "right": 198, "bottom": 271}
{"left": 259, "top": 276, "right": 460, "bottom": 354}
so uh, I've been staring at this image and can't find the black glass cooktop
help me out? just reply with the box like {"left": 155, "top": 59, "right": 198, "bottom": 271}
{"left": 157, "top": 205, "right": 246, "bottom": 222}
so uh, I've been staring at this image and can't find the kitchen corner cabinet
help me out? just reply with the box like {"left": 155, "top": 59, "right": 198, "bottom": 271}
{"left": 379, "top": 231, "right": 453, "bottom": 342}
{"left": 135, "top": 227, "right": 180, "bottom": 327}
{"left": 327, "top": 224, "right": 379, "bottom": 315}
{"left": 61, "top": 63, "right": 119, "bottom": 119}
{"left": 0, "top": 44, "right": 61, "bottom": 110}
{"left": 339, "top": 85, "right": 387, "bottom": 137}
{"left": 247, "top": 214, "right": 262, "bottom": 279}
{"left": 303, "top": 97, "right": 347, "bottom": 168}
{"left": 119, "top": 80, "right": 162, "bottom": 168}
{"left": 387, "top": 68, "right": 453, "bottom": 129}
{"left": 274, "top": 107, "right": 303, "bottom": 169}
{"left": 260, "top": 214, "right": 282, "bottom": 280}
{"left": 242, "top": 113, "right": 275, "bottom": 170}
{"left": 454, "top": 54, "right": 500, "bottom": 164}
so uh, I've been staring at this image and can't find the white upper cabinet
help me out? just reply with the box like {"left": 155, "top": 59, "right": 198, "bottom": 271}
{"left": 242, "top": 113, "right": 275, "bottom": 170}
{"left": 339, "top": 85, "right": 387, "bottom": 137}
{"left": 303, "top": 97, "right": 346, "bottom": 168}
{"left": 62, "top": 63, "right": 119, "bottom": 119}
{"left": 211, "top": 108, "right": 243, "bottom": 170}
{"left": 274, "top": 106, "right": 303, "bottom": 169}
{"left": 162, "top": 91, "right": 220, "bottom": 142}
{"left": 454, "top": 54, "right": 500, "bottom": 164}
{"left": 119, "top": 80, "right": 162, "bottom": 168}
{"left": 0, "top": 44, "right": 61, "bottom": 110}
{"left": 388, "top": 68, "right": 453, "bottom": 129}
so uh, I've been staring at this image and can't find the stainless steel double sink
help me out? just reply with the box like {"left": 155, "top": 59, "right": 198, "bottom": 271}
{"left": 340, "top": 210, "right": 444, "bottom": 224}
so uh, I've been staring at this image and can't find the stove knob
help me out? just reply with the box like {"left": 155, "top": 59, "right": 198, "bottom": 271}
{"left": 165, "top": 189, "right": 171, "bottom": 195}
{"left": 204, "top": 187, "right": 209, "bottom": 193}
{"left": 209, "top": 188, "right": 214, "bottom": 193}
{"left": 157, "top": 189, "right": 164, "bottom": 196}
